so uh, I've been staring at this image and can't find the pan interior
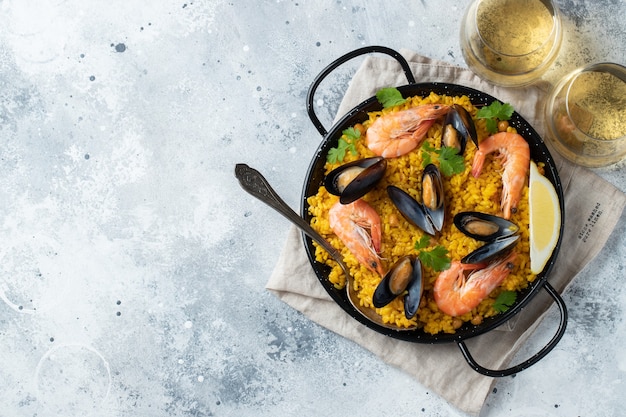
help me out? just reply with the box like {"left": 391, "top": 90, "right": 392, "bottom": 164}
{"left": 301, "top": 83, "right": 564, "bottom": 343}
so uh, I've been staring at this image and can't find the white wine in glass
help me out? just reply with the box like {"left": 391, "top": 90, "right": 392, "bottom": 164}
{"left": 460, "top": 0, "right": 562, "bottom": 86}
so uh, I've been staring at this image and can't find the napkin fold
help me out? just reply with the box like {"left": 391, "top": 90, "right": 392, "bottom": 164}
{"left": 266, "top": 50, "right": 626, "bottom": 416}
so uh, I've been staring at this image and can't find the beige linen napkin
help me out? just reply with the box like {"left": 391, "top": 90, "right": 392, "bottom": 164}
{"left": 266, "top": 50, "right": 626, "bottom": 416}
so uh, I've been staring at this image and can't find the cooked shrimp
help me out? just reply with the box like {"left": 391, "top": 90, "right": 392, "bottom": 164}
{"left": 366, "top": 104, "right": 450, "bottom": 158}
{"left": 329, "top": 199, "right": 385, "bottom": 276}
{"left": 471, "top": 132, "right": 530, "bottom": 219}
{"left": 433, "top": 251, "right": 517, "bottom": 317}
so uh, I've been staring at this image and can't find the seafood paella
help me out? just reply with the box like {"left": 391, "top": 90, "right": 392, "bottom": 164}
{"left": 307, "top": 90, "right": 543, "bottom": 335}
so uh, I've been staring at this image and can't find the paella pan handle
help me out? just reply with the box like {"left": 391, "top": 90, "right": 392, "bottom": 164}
{"left": 306, "top": 45, "right": 417, "bottom": 137}
{"left": 456, "top": 282, "right": 568, "bottom": 377}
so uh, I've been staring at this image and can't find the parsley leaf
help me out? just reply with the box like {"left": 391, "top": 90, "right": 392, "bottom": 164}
{"left": 476, "top": 101, "right": 515, "bottom": 134}
{"left": 437, "top": 146, "right": 465, "bottom": 176}
{"left": 493, "top": 290, "right": 517, "bottom": 313}
{"left": 420, "top": 143, "right": 465, "bottom": 176}
{"left": 327, "top": 145, "right": 346, "bottom": 164}
{"left": 414, "top": 235, "right": 430, "bottom": 250}
{"left": 421, "top": 141, "right": 436, "bottom": 153}
{"left": 342, "top": 127, "right": 361, "bottom": 141}
{"left": 485, "top": 118, "right": 498, "bottom": 134}
{"left": 376, "top": 87, "right": 407, "bottom": 108}
{"left": 476, "top": 101, "right": 514, "bottom": 120}
{"left": 414, "top": 237, "right": 450, "bottom": 272}
{"left": 418, "top": 245, "right": 451, "bottom": 272}
{"left": 421, "top": 150, "right": 433, "bottom": 167}
{"left": 326, "top": 128, "right": 361, "bottom": 163}
{"left": 420, "top": 142, "right": 435, "bottom": 167}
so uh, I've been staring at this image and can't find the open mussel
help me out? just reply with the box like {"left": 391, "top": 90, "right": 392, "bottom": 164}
{"left": 454, "top": 211, "right": 519, "bottom": 241}
{"left": 421, "top": 163, "right": 445, "bottom": 232}
{"left": 372, "top": 255, "right": 423, "bottom": 319}
{"left": 387, "top": 164, "right": 445, "bottom": 235}
{"left": 442, "top": 104, "right": 478, "bottom": 154}
{"left": 454, "top": 211, "right": 520, "bottom": 264}
{"left": 324, "top": 156, "right": 387, "bottom": 204}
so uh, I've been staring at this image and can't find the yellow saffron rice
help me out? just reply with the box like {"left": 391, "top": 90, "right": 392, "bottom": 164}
{"left": 307, "top": 92, "right": 538, "bottom": 335}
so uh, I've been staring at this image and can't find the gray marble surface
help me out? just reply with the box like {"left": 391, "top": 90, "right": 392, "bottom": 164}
{"left": 1, "top": 1, "right": 624, "bottom": 416}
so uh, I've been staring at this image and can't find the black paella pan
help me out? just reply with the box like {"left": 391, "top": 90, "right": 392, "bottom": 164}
{"left": 301, "top": 46, "right": 567, "bottom": 377}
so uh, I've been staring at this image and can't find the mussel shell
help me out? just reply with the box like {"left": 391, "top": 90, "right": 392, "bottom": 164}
{"left": 372, "top": 256, "right": 423, "bottom": 319}
{"left": 421, "top": 163, "right": 445, "bottom": 232}
{"left": 442, "top": 104, "right": 478, "bottom": 154}
{"left": 461, "top": 234, "right": 520, "bottom": 264}
{"left": 324, "top": 156, "right": 387, "bottom": 204}
{"left": 403, "top": 257, "right": 424, "bottom": 319}
{"left": 387, "top": 185, "right": 437, "bottom": 236}
{"left": 454, "top": 211, "right": 519, "bottom": 242}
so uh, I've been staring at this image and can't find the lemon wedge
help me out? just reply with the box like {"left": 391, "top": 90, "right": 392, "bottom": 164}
{"left": 529, "top": 161, "right": 561, "bottom": 274}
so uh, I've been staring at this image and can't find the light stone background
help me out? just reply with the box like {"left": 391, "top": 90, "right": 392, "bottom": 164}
{"left": 0, "top": 1, "right": 624, "bottom": 416}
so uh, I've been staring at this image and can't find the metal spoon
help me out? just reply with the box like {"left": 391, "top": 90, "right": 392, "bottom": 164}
{"left": 235, "top": 163, "right": 414, "bottom": 331}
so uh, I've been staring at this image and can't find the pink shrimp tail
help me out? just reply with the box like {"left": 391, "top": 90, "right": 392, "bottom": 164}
{"left": 471, "top": 149, "right": 487, "bottom": 178}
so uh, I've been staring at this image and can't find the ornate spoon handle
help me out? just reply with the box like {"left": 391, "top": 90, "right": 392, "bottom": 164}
{"left": 235, "top": 163, "right": 414, "bottom": 331}
{"left": 234, "top": 163, "right": 347, "bottom": 270}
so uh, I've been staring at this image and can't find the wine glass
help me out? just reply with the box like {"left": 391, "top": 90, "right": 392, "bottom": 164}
{"left": 460, "top": 0, "right": 563, "bottom": 87}
{"left": 544, "top": 63, "right": 626, "bottom": 167}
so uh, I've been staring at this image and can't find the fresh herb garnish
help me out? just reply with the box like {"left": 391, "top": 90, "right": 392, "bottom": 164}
{"left": 342, "top": 127, "right": 361, "bottom": 141}
{"left": 414, "top": 235, "right": 430, "bottom": 250}
{"left": 493, "top": 290, "right": 517, "bottom": 313}
{"left": 420, "top": 142, "right": 465, "bottom": 176}
{"left": 420, "top": 246, "right": 451, "bottom": 272}
{"left": 326, "top": 127, "right": 361, "bottom": 163}
{"left": 421, "top": 142, "right": 435, "bottom": 166}
{"left": 376, "top": 87, "right": 407, "bottom": 108}
{"left": 414, "top": 235, "right": 451, "bottom": 272}
{"left": 476, "top": 101, "right": 514, "bottom": 134}
{"left": 437, "top": 146, "right": 465, "bottom": 176}
{"left": 421, "top": 150, "right": 433, "bottom": 167}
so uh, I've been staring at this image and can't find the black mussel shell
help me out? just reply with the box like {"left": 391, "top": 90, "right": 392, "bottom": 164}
{"left": 324, "top": 156, "right": 387, "bottom": 204}
{"left": 422, "top": 164, "right": 445, "bottom": 232}
{"left": 454, "top": 211, "right": 519, "bottom": 242}
{"left": 387, "top": 185, "right": 437, "bottom": 236}
{"left": 403, "top": 257, "right": 424, "bottom": 319}
{"left": 373, "top": 256, "right": 414, "bottom": 307}
{"left": 441, "top": 104, "right": 478, "bottom": 154}
{"left": 387, "top": 165, "right": 445, "bottom": 235}
{"left": 372, "top": 256, "right": 423, "bottom": 319}
{"left": 461, "top": 234, "right": 520, "bottom": 264}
